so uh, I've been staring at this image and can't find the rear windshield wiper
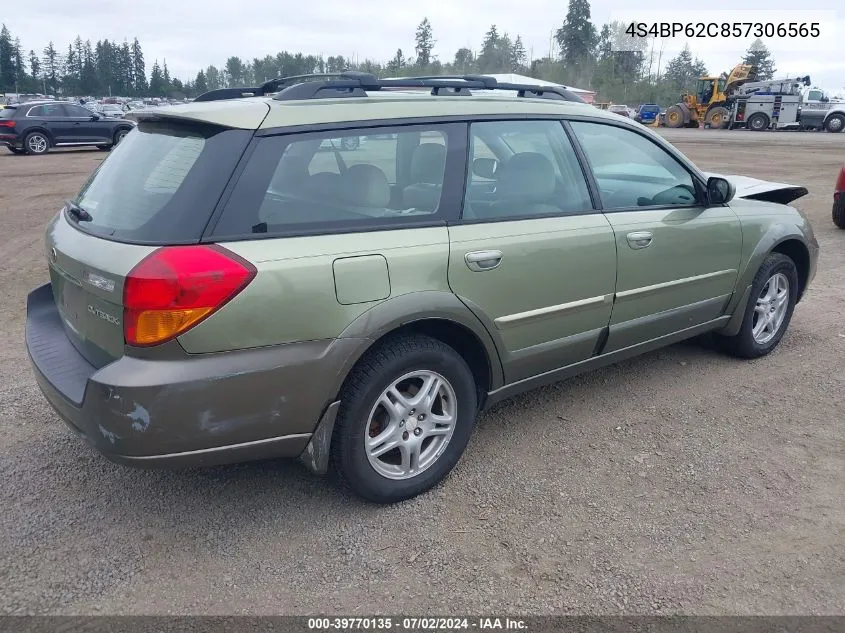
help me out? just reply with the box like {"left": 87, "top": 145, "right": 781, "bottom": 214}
{"left": 65, "top": 200, "right": 93, "bottom": 223}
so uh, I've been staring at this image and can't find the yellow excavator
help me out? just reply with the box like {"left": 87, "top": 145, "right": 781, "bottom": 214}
{"left": 664, "top": 64, "right": 754, "bottom": 128}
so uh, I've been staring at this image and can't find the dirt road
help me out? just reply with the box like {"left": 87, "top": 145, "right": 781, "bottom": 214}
{"left": 0, "top": 130, "right": 843, "bottom": 615}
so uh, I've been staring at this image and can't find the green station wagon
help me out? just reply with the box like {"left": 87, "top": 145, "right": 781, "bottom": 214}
{"left": 26, "top": 73, "right": 819, "bottom": 503}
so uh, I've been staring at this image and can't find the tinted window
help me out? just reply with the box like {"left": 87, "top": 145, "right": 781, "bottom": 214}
{"left": 64, "top": 104, "right": 96, "bottom": 117}
{"left": 27, "top": 104, "right": 64, "bottom": 117}
{"left": 213, "top": 124, "right": 462, "bottom": 238}
{"left": 461, "top": 120, "right": 593, "bottom": 221}
{"left": 570, "top": 121, "right": 698, "bottom": 209}
{"left": 0, "top": 107, "right": 16, "bottom": 119}
{"left": 71, "top": 121, "right": 251, "bottom": 244}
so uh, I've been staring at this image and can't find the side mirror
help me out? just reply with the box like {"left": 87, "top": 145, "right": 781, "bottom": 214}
{"left": 707, "top": 176, "right": 735, "bottom": 205}
{"left": 473, "top": 157, "right": 498, "bottom": 179}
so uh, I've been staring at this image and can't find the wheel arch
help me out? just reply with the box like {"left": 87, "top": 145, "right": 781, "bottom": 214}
{"left": 23, "top": 126, "right": 54, "bottom": 144}
{"left": 333, "top": 291, "right": 506, "bottom": 410}
{"left": 771, "top": 238, "right": 811, "bottom": 301}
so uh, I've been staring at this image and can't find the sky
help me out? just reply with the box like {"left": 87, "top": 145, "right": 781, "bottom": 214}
{"left": 5, "top": 1, "right": 845, "bottom": 94}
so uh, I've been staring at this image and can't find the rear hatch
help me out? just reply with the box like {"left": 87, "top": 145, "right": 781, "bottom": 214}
{"left": 47, "top": 116, "right": 257, "bottom": 367}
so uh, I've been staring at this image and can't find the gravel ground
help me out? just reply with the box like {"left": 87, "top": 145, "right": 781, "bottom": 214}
{"left": 0, "top": 129, "right": 843, "bottom": 616}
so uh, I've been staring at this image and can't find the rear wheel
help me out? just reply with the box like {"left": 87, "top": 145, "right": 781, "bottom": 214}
{"left": 665, "top": 105, "right": 685, "bottom": 128}
{"left": 24, "top": 132, "right": 49, "bottom": 155}
{"left": 716, "top": 253, "right": 798, "bottom": 358}
{"left": 824, "top": 113, "right": 844, "bottom": 133}
{"left": 331, "top": 334, "right": 477, "bottom": 503}
{"left": 747, "top": 112, "right": 770, "bottom": 131}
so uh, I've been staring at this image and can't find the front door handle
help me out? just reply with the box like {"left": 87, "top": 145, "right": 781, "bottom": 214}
{"left": 465, "top": 250, "right": 503, "bottom": 272}
{"left": 626, "top": 231, "right": 653, "bottom": 249}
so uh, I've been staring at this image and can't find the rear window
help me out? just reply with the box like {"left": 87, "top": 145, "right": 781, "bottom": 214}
{"left": 71, "top": 120, "right": 252, "bottom": 244}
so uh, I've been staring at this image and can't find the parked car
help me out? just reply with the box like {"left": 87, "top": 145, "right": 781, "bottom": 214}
{"left": 0, "top": 100, "right": 134, "bottom": 154}
{"left": 609, "top": 104, "right": 631, "bottom": 117}
{"left": 834, "top": 163, "right": 845, "bottom": 228}
{"left": 635, "top": 104, "right": 660, "bottom": 125}
{"left": 97, "top": 104, "right": 126, "bottom": 119}
{"left": 25, "top": 74, "right": 818, "bottom": 503}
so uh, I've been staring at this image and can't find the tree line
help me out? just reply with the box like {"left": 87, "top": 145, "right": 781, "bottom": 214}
{"left": 1, "top": 1, "right": 776, "bottom": 104}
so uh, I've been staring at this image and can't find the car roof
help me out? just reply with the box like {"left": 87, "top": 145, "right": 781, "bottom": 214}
{"left": 128, "top": 92, "right": 619, "bottom": 131}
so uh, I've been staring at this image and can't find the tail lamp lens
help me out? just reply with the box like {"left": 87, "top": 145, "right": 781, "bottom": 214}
{"left": 123, "top": 245, "right": 256, "bottom": 347}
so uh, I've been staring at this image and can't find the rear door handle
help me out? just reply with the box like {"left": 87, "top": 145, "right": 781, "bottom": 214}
{"left": 465, "top": 250, "right": 503, "bottom": 272}
{"left": 626, "top": 231, "right": 653, "bottom": 249}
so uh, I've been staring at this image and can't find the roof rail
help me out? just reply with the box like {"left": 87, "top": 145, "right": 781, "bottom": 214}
{"left": 194, "top": 72, "right": 585, "bottom": 104}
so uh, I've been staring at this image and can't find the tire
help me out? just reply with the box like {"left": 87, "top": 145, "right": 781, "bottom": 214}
{"left": 716, "top": 253, "right": 799, "bottom": 359}
{"left": 833, "top": 197, "right": 845, "bottom": 229}
{"left": 331, "top": 334, "right": 477, "bottom": 504}
{"left": 665, "top": 105, "right": 686, "bottom": 128}
{"left": 113, "top": 128, "right": 130, "bottom": 146}
{"left": 705, "top": 106, "right": 730, "bottom": 129}
{"left": 824, "top": 113, "right": 844, "bottom": 133}
{"left": 747, "top": 112, "right": 770, "bottom": 131}
{"left": 24, "top": 132, "right": 49, "bottom": 155}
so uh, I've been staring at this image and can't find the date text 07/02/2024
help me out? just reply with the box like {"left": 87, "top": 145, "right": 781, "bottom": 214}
{"left": 625, "top": 21, "right": 821, "bottom": 39}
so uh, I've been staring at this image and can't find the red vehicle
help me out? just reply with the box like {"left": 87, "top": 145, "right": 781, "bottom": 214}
{"left": 835, "top": 164, "right": 845, "bottom": 229}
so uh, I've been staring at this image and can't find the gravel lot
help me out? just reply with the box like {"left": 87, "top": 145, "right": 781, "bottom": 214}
{"left": 0, "top": 129, "right": 843, "bottom": 616}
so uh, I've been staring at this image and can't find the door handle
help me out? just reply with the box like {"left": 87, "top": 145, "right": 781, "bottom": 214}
{"left": 626, "top": 231, "right": 653, "bottom": 249}
{"left": 465, "top": 250, "right": 503, "bottom": 272}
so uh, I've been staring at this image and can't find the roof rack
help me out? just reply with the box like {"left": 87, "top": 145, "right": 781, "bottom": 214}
{"left": 193, "top": 72, "right": 585, "bottom": 104}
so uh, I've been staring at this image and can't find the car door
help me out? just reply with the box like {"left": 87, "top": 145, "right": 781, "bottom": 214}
{"left": 568, "top": 120, "right": 743, "bottom": 353}
{"left": 25, "top": 103, "right": 72, "bottom": 143}
{"left": 447, "top": 119, "right": 617, "bottom": 384}
{"left": 61, "top": 104, "right": 110, "bottom": 143}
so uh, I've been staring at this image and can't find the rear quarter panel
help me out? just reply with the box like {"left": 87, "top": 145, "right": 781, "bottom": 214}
{"left": 177, "top": 227, "right": 451, "bottom": 352}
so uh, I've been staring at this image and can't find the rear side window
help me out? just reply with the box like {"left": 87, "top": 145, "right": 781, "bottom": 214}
{"left": 27, "top": 104, "right": 64, "bottom": 117}
{"left": 0, "top": 107, "right": 16, "bottom": 119}
{"left": 71, "top": 121, "right": 251, "bottom": 244}
{"left": 211, "top": 123, "right": 465, "bottom": 239}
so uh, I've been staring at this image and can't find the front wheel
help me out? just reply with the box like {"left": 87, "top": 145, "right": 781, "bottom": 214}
{"left": 824, "top": 113, "right": 844, "bottom": 133}
{"left": 331, "top": 334, "right": 477, "bottom": 503}
{"left": 113, "top": 128, "right": 130, "bottom": 146}
{"left": 716, "top": 253, "right": 798, "bottom": 358}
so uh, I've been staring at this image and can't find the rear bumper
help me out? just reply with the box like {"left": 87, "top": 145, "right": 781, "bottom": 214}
{"left": 26, "top": 283, "right": 361, "bottom": 468}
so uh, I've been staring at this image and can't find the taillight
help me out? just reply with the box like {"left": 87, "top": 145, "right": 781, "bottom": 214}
{"left": 123, "top": 245, "right": 256, "bottom": 347}
{"left": 0, "top": 120, "right": 15, "bottom": 128}
{"left": 835, "top": 166, "right": 845, "bottom": 194}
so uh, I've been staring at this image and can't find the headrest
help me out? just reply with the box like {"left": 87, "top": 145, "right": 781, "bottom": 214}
{"left": 496, "top": 152, "right": 556, "bottom": 201}
{"left": 410, "top": 143, "right": 447, "bottom": 184}
{"left": 340, "top": 164, "right": 390, "bottom": 208}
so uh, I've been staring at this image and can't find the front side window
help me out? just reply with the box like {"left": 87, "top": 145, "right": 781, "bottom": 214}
{"left": 570, "top": 121, "right": 698, "bottom": 210}
{"left": 461, "top": 119, "right": 593, "bottom": 221}
{"left": 212, "top": 124, "right": 459, "bottom": 238}
{"left": 64, "top": 104, "right": 95, "bottom": 117}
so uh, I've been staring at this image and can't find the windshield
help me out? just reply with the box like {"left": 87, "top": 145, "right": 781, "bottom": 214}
{"left": 71, "top": 120, "right": 252, "bottom": 244}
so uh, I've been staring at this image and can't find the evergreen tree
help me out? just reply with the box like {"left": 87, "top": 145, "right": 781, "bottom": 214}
{"left": 163, "top": 59, "right": 171, "bottom": 92}
{"left": 131, "top": 37, "right": 147, "bottom": 94}
{"left": 41, "top": 41, "right": 60, "bottom": 95}
{"left": 476, "top": 25, "right": 500, "bottom": 73}
{"left": 387, "top": 49, "right": 406, "bottom": 75}
{"left": 224, "top": 56, "right": 245, "bottom": 86}
{"left": 149, "top": 59, "right": 164, "bottom": 95}
{"left": 0, "top": 25, "right": 13, "bottom": 91}
{"left": 452, "top": 47, "right": 475, "bottom": 74}
{"left": 742, "top": 39, "right": 775, "bottom": 81}
{"left": 206, "top": 65, "right": 221, "bottom": 91}
{"left": 194, "top": 69, "right": 208, "bottom": 94}
{"left": 663, "top": 45, "right": 707, "bottom": 93}
{"left": 555, "top": 0, "right": 598, "bottom": 84}
{"left": 28, "top": 50, "right": 41, "bottom": 90}
{"left": 414, "top": 18, "right": 435, "bottom": 68}
{"left": 510, "top": 35, "right": 527, "bottom": 72}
